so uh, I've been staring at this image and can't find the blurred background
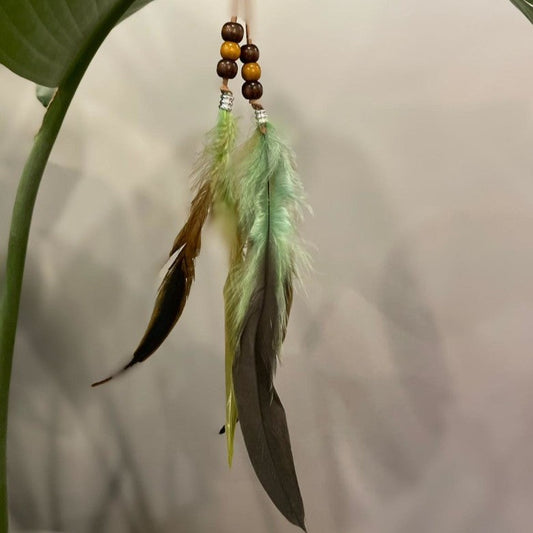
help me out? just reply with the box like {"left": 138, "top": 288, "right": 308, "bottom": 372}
{"left": 2, "top": 0, "right": 533, "bottom": 531}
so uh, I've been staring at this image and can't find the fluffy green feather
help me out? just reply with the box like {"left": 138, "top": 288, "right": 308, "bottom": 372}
{"left": 206, "top": 109, "right": 241, "bottom": 464}
{"left": 223, "top": 122, "right": 305, "bottom": 464}
{"left": 188, "top": 107, "right": 237, "bottom": 222}
{"left": 225, "top": 121, "right": 307, "bottom": 529}
{"left": 226, "top": 123, "right": 305, "bottom": 363}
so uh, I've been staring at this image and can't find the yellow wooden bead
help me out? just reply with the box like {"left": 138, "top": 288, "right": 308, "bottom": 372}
{"left": 242, "top": 62, "right": 261, "bottom": 82}
{"left": 220, "top": 41, "right": 241, "bottom": 60}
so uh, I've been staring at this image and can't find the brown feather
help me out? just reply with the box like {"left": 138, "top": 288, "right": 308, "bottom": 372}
{"left": 282, "top": 276, "right": 293, "bottom": 343}
{"left": 92, "top": 184, "right": 212, "bottom": 387}
{"left": 233, "top": 257, "right": 306, "bottom": 530}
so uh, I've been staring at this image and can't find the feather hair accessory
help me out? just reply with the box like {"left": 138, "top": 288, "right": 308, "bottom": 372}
{"left": 92, "top": 19, "right": 242, "bottom": 386}
{"left": 224, "top": 19, "right": 308, "bottom": 531}
{"left": 91, "top": 8, "right": 309, "bottom": 532}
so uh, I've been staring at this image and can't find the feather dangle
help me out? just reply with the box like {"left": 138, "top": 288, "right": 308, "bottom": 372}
{"left": 226, "top": 111, "right": 307, "bottom": 532}
{"left": 92, "top": 88, "right": 237, "bottom": 387}
{"left": 92, "top": 9, "right": 310, "bottom": 532}
{"left": 224, "top": 21, "right": 308, "bottom": 530}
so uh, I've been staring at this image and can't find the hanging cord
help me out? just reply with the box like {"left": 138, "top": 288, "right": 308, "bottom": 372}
{"left": 244, "top": 0, "right": 254, "bottom": 46}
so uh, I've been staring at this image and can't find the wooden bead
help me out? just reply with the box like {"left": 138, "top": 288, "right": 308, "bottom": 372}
{"left": 217, "top": 59, "right": 238, "bottom": 79}
{"left": 242, "top": 81, "right": 263, "bottom": 100}
{"left": 220, "top": 41, "right": 241, "bottom": 61}
{"left": 240, "top": 44, "right": 260, "bottom": 63}
{"left": 242, "top": 62, "right": 261, "bottom": 82}
{"left": 221, "top": 22, "right": 244, "bottom": 43}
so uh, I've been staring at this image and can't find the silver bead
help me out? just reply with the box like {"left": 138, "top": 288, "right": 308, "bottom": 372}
{"left": 219, "top": 91, "right": 234, "bottom": 112}
{"left": 254, "top": 108, "right": 268, "bottom": 125}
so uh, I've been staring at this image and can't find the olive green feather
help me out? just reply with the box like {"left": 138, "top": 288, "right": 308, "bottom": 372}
{"left": 222, "top": 239, "right": 242, "bottom": 465}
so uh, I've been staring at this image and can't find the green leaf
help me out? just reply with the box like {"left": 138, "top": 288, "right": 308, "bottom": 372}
{"left": 0, "top": 2, "right": 156, "bottom": 530}
{"left": 509, "top": 0, "right": 533, "bottom": 23}
{"left": 0, "top": 0, "right": 154, "bottom": 87}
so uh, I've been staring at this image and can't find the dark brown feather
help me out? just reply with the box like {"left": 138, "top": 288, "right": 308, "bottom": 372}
{"left": 282, "top": 276, "right": 293, "bottom": 343}
{"left": 233, "top": 257, "right": 306, "bottom": 530}
{"left": 92, "top": 184, "right": 212, "bottom": 387}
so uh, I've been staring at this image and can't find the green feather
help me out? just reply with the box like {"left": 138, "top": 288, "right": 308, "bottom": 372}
{"left": 225, "top": 121, "right": 307, "bottom": 529}
{"left": 205, "top": 109, "right": 241, "bottom": 465}
{"left": 226, "top": 123, "right": 305, "bottom": 364}
{"left": 191, "top": 107, "right": 237, "bottom": 213}
{"left": 222, "top": 242, "right": 241, "bottom": 465}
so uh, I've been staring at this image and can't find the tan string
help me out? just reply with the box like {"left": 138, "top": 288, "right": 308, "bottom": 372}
{"left": 244, "top": 0, "right": 254, "bottom": 44}
{"left": 231, "top": 0, "right": 239, "bottom": 21}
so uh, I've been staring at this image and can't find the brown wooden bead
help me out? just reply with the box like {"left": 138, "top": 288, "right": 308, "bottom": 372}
{"left": 221, "top": 22, "right": 244, "bottom": 43}
{"left": 242, "top": 62, "right": 261, "bottom": 82}
{"left": 240, "top": 44, "right": 260, "bottom": 63}
{"left": 242, "top": 81, "right": 263, "bottom": 100}
{"left": 217, "top": 59, "right": 238, "bottom": 79}
{"left": 220, "top": 41, "right": 241, "bottom": 61}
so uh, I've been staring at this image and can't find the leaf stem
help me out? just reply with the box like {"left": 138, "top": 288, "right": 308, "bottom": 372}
{"left": 0, "top": 2, "right": 136, "bottom": 530}
{"left": 0, "top": 76, "right": 77, "bottom": 533}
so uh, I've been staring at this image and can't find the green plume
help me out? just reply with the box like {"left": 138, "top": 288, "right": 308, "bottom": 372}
{"left": 211, "top": 110, "right": 241, "bottom": 465}
{"left": 224, "top": 121, "right": 307, "bottom": 530}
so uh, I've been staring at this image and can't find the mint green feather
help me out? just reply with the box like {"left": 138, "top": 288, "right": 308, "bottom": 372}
{"left": 222, "top": 122, "right": 306, "bottom": 465}
{"left": 226, "top": 122, "right": 305, "bottom": 357}
{"left": 225, "top": 121, "right": 307, "bottom": 529}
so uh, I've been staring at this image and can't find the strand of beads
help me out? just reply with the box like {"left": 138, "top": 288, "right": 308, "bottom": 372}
{"left": 240, "top": 42, "right": 263, "bottom": 101}
{"left": 217, "top": 21, "right": 244, "bottom": 81}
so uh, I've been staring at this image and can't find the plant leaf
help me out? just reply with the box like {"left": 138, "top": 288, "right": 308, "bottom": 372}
{"left": 508, "top": 0, "right": 533, "bottom": 23}
{"left": 0, "top": 0, "right": 154, "bottom": 87}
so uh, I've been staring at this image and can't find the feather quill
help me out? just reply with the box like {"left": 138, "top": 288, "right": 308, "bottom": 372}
{"left": 93, "top": 107, "right": 237, "bottom": 386}
{"left": 225, "top": 121, "right": 307, "bottom": 530}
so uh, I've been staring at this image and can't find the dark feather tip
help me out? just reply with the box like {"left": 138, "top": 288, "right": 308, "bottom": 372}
{"left": 233, "top": 282, "right": 306, "bottom": 530}
{"left": 219, "top": 425, "right": 226, "bottom": 435}
{"left": 91, "top": 376, "right": 114, "bottom": 387}
{"left": 91, "top": 360, "right": 137, "bottom": 388}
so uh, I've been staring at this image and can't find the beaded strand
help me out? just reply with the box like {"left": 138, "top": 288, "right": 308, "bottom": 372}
{"left": 216, "top": 21, "right": 244, "bottom": 81}
{"left": 240, "top": 24, "right": 263, "bottom": 101}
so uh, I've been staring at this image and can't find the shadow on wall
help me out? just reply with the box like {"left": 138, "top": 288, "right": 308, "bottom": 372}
{"left": 9, "top": 247, "right": 239, "bottom": 532}
{"left": 5, "top": 143, "right": 281, "bottom": 532}
{"left": 292, "top": 114, "right": 452, "bottom": 531}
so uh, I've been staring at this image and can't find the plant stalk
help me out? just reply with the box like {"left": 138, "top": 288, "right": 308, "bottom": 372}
{"left": 0, "top": 2, "right": 137, "bottom": 530}
{"left": 0, "top": 78, "right": 77, "bottom": 533}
